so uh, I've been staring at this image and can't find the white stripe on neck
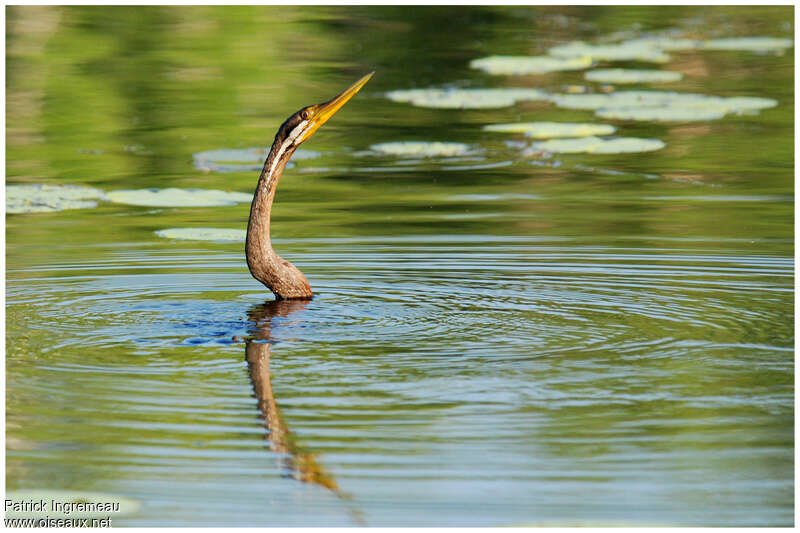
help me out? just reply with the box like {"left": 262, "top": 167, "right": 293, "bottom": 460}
{"left": 267, "top": 119, "right": 309, "bottom": 181}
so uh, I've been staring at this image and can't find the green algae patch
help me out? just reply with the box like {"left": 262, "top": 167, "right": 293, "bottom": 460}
{"left": 484, "top": 121, "right": 616, "bottom": 138}
{"left": 386, "top": 87, "right": 549, "bottom": 109}
{"left": 548, "top": 41, "right": 670, "bottom": 63}
{"left": 530, "top": 136, "right": 665, "bottom": 154}
{"left": 193, "top": 147, "right": 319, "bottom": 173}
{"left": 470, "top": 55, "right": 592, "bottom": 75}
{"left": 704, "top": 37, "right": 793, "bottom": 52}
{"left": 585, "top": 68, "right": 683, "bottom": 84}
{"left": 370, "top": 141, "right": 475, "bottom": 157}
{"left": 5, "top": 490, "right": 140, "bottom": 519}
{"left": 107, "top": 188, "right": 252, "bottom": 207}
{"left": 155, "top": 227, "right": 246, "bottom": 242}
{"left": 6, "top": 184, "right": 108, "bottom": 214}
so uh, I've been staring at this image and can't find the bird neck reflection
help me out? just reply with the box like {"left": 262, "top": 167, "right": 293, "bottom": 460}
{"left": 245, "top": 299, "right": 338, "bottom": 491}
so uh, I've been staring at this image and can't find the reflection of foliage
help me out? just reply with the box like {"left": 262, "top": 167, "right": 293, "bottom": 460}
{"left": 7, "top": 5, "right": 348, "bottom": 186}
{"left": 5, "top": 5, "right": 794, "bottom": 252}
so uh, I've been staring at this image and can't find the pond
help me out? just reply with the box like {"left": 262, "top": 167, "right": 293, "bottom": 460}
{"left": 6, "top": 5, "right": 793, "bottom": 527}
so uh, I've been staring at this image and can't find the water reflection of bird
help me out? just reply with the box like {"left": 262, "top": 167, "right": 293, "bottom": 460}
{"left": 245, "top": 299, "right": 338, "bottom": 490}
{"left": 244, "top": 301, "right": 365, "bottom": 525}
{"left": 246, "top": 73, "right": 374, "bottom": 300}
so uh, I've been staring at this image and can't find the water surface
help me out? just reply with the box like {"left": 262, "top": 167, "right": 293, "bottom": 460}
{"left": 6, "top": 5, "right": 793, "bottom": 526}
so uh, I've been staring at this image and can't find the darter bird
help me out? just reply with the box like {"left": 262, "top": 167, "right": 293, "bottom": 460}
{"left": 246, "top": 72, "right": 373, "bottom": 300}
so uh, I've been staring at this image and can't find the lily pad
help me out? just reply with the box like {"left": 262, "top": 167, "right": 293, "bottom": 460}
{"left": 529, "top": 136, "right": 665, "bottom": 154}
{"left": 548, "top": 41, "right": 671, "bottom": 63}
{"left": 721, "top": 96, "right": 780, "bottom": 112}
{"left": 484, "top": 121, "right": 616, "bottom": 138}
{"left": 551, "top": 90, "right": 778, "bottom": 122}
{"left": 107, "top": 188, "right": 252, "bottom": 207}
{"left": 385, "top": 87, "right": 549, "bottom": 109}
{"left": 370, "top": 141, "right": 475, "bottom": 157}
{"left": 469, "top": 55, "right": 592, "bottom": 75}
{"left": 624, "top": 36, "right": 703, "bottom": 51}
{"left": 5, "top": 490, "right": 140, "bottom": 519}
{"left": 584, "top": 68, "right": 683, "bottom": 84}
{"left": 554, "top": 91, "right": 714, "bottom": 110}
{"left": 595, "top": 106, "right": 727, "bottom": 122}
{"left": 704, "top": 37, "right": 793, "bottom": 52}
{"left": 6, "top": 184, "right": 108, "bottom": 214}
{"left": 155, "top": 227, "right": 246, "bottom": 242}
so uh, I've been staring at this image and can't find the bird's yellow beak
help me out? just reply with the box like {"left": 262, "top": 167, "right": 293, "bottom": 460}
{"left": 300, "top": 72, "right": 374, "bottom": 143}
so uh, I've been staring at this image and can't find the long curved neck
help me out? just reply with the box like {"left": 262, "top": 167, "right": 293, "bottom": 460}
{"left": 245, "top": 141, "right": 312, "bottom": 300}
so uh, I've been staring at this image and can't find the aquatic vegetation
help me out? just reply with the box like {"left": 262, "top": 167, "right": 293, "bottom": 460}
{"left": 385, "top": 87, "right": 549, "bottom": 109}
{"left": 623, "top": 36, "right": 703, "bottom": 51}
{"left": 107, "top": 188, "right": 252, "bottom": 207}
{"left": 721, "top": 96, "right": 781, "bottom": 111}
{"left": 6, "top": 184, "right": 108, "bottom": 214}
{"left": 595, "top": 106, "right": 727, "bottom": 122}
{"left": 6, "top": 184, "right": 258, "bottom": 213}
{"left": 529, "top": 136, "right": 666, "bottom": 154}
{"left": 469, "top": 55, "right": 592, "bottom": 75}
{"left": 193, "top": 147, "right": 319, "bottom": 173}
{"left": 551, "top": 91, "right": 778, "bottom": 122}
{"left": 584, "top": 68, "right": 683, "bottom": 84}
{"left": 370, "top": 141, "right": 475, "bottom": 157}
{"left": 549, "top": 36, "right": 792, "bottom": 64}
{"left": 155, "top": 227, "right": 246, "bottom": 242}
{"left": 441, "top": 160, "right": 514, "bottom": 171}
{"left": 704, "top": 37, "right": 793, "bottom": 52}
{"left": 548, "top": 41, "right": 671, "bottom": 63}
{"left": 484, "top": 121, "right": 616, "bottom": 138}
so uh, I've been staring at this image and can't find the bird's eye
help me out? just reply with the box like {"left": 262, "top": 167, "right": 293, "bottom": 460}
{"left": 301, "top": 110, "right": 310, "bottom": 120}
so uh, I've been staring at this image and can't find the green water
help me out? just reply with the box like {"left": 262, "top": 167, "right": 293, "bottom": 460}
{"left": 6, "top": 5, "right": 794, "bottom": 526}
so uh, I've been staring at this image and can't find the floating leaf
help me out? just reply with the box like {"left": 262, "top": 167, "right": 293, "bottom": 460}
{"left": 6, "top": 184, "right": 108, "bottom": 214}
{"left": 386, "top": 87, "right": 549, "bottom": 109}
{"left": 548, "top": 41, "right": 670, "bottom": 63}
{"left": 596, "top": 106, "right": 728, "bottom": 122}
{"left": 469, "top": 55, "right": 592, "bottom": 75}
{"left": 484, "top": 121, "right": 616, "bottom": 138}
{"left": 155, "top": 227, "right": 246, "bottom": 242}
{"left": 721, "top": 96, "right": 779, "bottom": 112}
{"left": 370, "top": 141, "right": 475, "bottom": 157}
{"left": 550, "top": 93, "right": 621, "bottom": 110}
{"left": 584, "top": 68, "right": 683, "bottom": 84}
{"left": 624, "top": 36, "right": 703, "bottom": 51}
{"left": 107, "top": 188, "right": 252, "bottom": 207}
{"left": 552, "top": 91, "right": 713, "bottom": 110}
{"left": 551, "top": 90, "right": 778, "bottom": 122}
{"left": 529, "top": 136, "right": 665, "bottom": 154}
{"left": 704, "top": 37, "right": 793, "bottom": 51}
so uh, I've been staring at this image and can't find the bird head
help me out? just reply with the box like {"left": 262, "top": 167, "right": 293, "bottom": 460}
{"left": 273, "top": 72, "right": 374, "bottom": 154}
